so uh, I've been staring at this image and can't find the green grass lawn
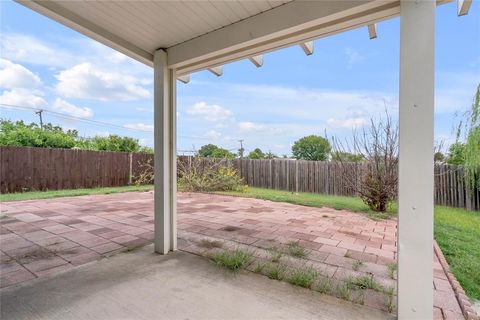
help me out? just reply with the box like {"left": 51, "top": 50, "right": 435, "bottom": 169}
{"left": 0, "top": 185, "right": 153, "bottom": 202}
{"left": 218, "top": 187, "right": 479, "bottom": 300}
{"left": 434, "top": 206, "right": 480, "bottom": 300}
{"left": 218, "top": 187, "right": 397, "bottom": 220}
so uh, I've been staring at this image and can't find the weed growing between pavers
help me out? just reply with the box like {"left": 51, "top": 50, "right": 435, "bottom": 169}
{"left": 266, "top": 263, "right": 286, "bottom": 280}
{"left": 268, "top": 247, "right": 282, "bottom": 263}
{"left": 286, "top": 241, "right": 309, "bottom": 259}
{"left": 253, "top": 261, "right": 267, "bottom": 274}
{"left": 314, "top": 277, "right": 333, "bottom": 294}
{"left": 384, "top": 286, "right": 396, "bottom": 313}
{"left": 352, "top": 260, "right": 363, "bottom": 271}
{"left": 199, "top": 239, "right": 224, "bottom": 249}
{"left": 210, "top": 249, "right": 253, "bottom": 271}
{"left": 387, "top": 263, "right": 397, "bottom": 279}
{"left": 335, "top": 282, "right": 352, "bottom": 300}
{"left": 346, "top": 274, "right": 381, "bottom": 291}
{"left": 286, "top": 266, "right": 318, "bottom": 288}
{"left": 200, "top": 240, "right": 397, "bottom": 313}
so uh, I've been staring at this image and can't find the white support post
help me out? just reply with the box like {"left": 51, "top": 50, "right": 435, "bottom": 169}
{"left": 397, "top": 0, "right": 435, "bottom": 319}
{"left": 154, "top": 49, "right": 177, "bottom": 254}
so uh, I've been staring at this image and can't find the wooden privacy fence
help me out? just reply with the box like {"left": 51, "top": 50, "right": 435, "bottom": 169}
{"left": 1, "top": 147, "right": 478, "bottom": 211}
{"left": 0, "top": 146, "right": 153, "bottom": 193}
{"left": 227, "top": 158, "right": 479, "bottom": 211}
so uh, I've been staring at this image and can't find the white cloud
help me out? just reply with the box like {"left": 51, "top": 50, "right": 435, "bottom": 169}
{"left": 238, "top": 121, "right": 266, "bottom": 132}
{"left": 327, "top": 117, "right": 367, "bottom": 129}
{"left": 55, "top": 63, "right": 150, "bottom": 101}
{"left": 136, "top": 107, "right": 153, "bottom": 113}
{"left": 187, "top": 101, "right": 233, "bottom": 122}
{"left": 0, "top": 33, "right": 76, "bottom": 68}
{"left": 204, "top": 130, "right": 222, "bottom": 140}
{"left": 0, "top": 59, "right": 42, "bottom": 89}
{"left": 124, "top": 123, "right": 153, "bottom": 132}
{"left": 52, "top": 98, "right": 93, "bottom": 118}
{"left": 0, "top": 89, "right": 47, "bottom": 108}
{"left": 344, "top": 48, "right": 365, "bottom": 65}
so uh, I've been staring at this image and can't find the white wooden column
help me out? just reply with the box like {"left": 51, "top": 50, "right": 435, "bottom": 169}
{"left": 154, "top": 49, "right": 177, "bottom": 254}
{"left": 397, "top": 0, "right": 435, "bottom": 319}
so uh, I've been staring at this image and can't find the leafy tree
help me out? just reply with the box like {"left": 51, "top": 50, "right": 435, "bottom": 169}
{"left": 331, "top": 151, "right": 363, "bottom": 162}
{"left": 248, "top": 148, "right": 265, "bottom": 159}
{"left": 291, "top": 135, "right": 331, "bottom": 161}
{"left": 0, "top": 119, "right": 152, "bottom": 153}
{"left": 434, "top": 151, "right": 445, "bottom": 163}
{"left": 211, "top": 147, "right": 235, "bottom": 159}
{"left": 0, "top": 120, "right": 77, "bottom": 149}
{"left": 197, "top": 144, "right": 234, "bottom": 158}
{"left": 264, "top": 151, "right": 278, "bottom": 159}
{"left": 198, "top": 144, "right": 220, "bottom": 157}
{"left": 447, "top": 142, "right": 465, "bottom": 165}
{"left": 459, "top": 84, "right": 480, "bottom": 188}
{"left": 77, "top": 135, "right": 143, "bottom": 152}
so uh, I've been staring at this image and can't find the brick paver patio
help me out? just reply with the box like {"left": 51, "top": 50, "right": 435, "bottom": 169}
{"left": 0, "top": 191, "right": 468, "bottom": 319}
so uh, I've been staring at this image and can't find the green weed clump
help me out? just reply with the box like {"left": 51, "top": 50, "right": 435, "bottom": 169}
{"left": 211, "top": 249, "right": 253, "bottom": 271}
{"left": 287, "top": 266, "right": 318, "bottom": 288}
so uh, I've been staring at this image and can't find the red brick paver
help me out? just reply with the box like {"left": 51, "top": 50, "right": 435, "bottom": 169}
{"left": 0, "top": 191, "right": 470, "bottom": 319}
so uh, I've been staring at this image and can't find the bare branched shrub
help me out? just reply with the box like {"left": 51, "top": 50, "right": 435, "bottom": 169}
{"left": 133, "top": 158, "right": 154, "bottom": 186}
{"left": 333, "top": 111, "right": 398, "bottom": 212}
{"left": 177, "top": 156, "right": 246, "bottom": 192}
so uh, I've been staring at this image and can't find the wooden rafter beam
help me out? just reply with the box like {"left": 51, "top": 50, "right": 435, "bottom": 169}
{"left": 368, "top": 24, "right": 378, "bottom": 39}
{"left": 177, "top": 74, "right": 190, "bottom": 84}
{"left": 207, "top": 66, "right": 223, "bottom": 76}
{"left": 457, "top": 0, "right": 472, "bottom": 15}
{"left": 299, "top": 41, "right": 314, "bottom": 55}
{"left": 248, "top": 55, "right": 264, "bottom": 67}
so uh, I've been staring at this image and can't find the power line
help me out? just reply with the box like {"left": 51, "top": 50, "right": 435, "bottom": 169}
{"left": 0, "top": 102, "right": 225, "bottom": 141}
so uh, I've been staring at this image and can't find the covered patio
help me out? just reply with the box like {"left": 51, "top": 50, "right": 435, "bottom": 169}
{"left": 10, "top": 0, "right": 474, "bottom": 319}
{"left": 0, "top": 192, "right": 467, "bottom": 319}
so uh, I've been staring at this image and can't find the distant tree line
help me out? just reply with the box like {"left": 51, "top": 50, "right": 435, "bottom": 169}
{"left": 0, "top": 119, "right": 153, "bottom": 153}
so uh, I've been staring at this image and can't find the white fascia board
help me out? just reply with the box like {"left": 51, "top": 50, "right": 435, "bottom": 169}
{"left": 368, "top": 24, "right": 378, "bottom": 39}
{"left": 458, "top": 0, "right": 472, "bottom": 15}
{"left": 16, "top": 0, "right": 154, "bottom": 67}
{"left": 299, "top": 41, "right": 314, "bottom": 55}
{"left": 248, "top": 55, "right": 264, "bottom": 67}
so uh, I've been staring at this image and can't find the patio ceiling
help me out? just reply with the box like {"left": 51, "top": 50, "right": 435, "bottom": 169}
{"left": 17, "top": 0, "right": 453, "bottom": 76}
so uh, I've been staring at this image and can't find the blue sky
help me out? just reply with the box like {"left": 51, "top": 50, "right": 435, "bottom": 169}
{"left": 1, "top": 1, "right": 479, "bottom": 156}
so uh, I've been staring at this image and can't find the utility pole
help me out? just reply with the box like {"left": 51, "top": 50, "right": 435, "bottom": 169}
{"left": 238, "top": 139, "right": 244, "bottom": 159}
{"left": 238, "top": 139, "right": 244, "bottom": 178}
{"left": 35, "top": 109, "right": 44, "bottom": 129}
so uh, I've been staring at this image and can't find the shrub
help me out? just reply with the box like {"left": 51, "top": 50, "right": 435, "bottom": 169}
{"left": 177, "top": 156, "right": 246, "bottom": 192}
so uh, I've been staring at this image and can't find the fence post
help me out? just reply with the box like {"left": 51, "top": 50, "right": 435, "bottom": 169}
{"left": 295, "top": 160, "right": 299, "bottom": 193}
{"left": 286, "top": 159, "right": 289, "bottom": 191}
{"left": 128, "top": 152, "right": 133, "bottom": 185}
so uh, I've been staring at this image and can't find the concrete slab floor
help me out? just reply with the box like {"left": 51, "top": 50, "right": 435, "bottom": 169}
{"left": 0, "top": 245, "right": 393, "bottom": 320}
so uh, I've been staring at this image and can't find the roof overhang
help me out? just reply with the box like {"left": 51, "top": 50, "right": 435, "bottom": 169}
{"left": 17, "top": 0, "right": 452, "bottom": 76}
